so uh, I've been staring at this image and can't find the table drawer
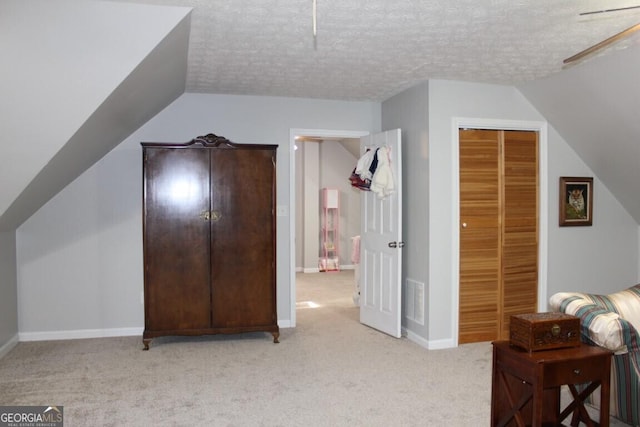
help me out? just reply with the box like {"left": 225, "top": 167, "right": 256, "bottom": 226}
{"left": 543, "top": 357, "right": 606, "bottom": 387}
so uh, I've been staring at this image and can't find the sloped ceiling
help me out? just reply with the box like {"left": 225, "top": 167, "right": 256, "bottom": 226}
{"left": 95, "top": 0, "right": 640, "bottom": 224}
{"left": 1, "top": 0, "right": 639, "bottom": 230}
{"left": 519, "top": 43, "right": 640, "bottom": 223}
{"left": 0, "top": 0, "right": 192, "bottom": 231}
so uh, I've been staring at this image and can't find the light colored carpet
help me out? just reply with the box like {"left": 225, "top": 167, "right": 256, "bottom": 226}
{"left": 0, "top": 271, "right": 630, "bottom": 426}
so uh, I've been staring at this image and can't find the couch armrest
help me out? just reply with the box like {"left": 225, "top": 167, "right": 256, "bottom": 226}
{"left": 550, "top": 292, "right": 637, "bottom": 354}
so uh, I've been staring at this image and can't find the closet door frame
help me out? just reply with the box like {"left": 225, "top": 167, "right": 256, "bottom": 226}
{"left": 450, "top": 118, "right": 548, "bottom": 348}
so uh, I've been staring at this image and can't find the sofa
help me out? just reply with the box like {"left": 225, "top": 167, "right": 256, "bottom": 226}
{"left": 549, "top": 284, "right": 640, "bottom": 426}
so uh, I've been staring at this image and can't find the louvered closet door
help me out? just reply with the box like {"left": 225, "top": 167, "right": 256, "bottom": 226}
{"left": 458, "top": 129, "right": 538, "bottom": 344}
{"left": 501, "top": 130, "right": 538, "bottom": 339}
{"left": 210, "top": 147, "right": 276, "bottom": 328}
{"left": 459, "top": 130, "right": 501, "bottom": 344}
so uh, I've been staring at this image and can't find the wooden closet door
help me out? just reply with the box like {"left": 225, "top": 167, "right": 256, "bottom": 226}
{"left": 459, "top": 130, "right": 501, "bottom": 344}
{"left": 458, "top": 129, "right": 538, "bottom": 344}
{"left": 501, "top": 130, "right": 538, "bottom": 338}
{"left": 210, "top": 147, "right": 276, "bottom": 328}
{"left": 143, "top": 148, "right": 211, "bottom": 331}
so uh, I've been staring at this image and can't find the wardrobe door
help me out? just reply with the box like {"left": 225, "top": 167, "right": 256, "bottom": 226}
{"left": 210, "top": 147, "right": 276, "bottom": 328}
{"left": 143, "top": 147, "right": 211, "bottom": 332}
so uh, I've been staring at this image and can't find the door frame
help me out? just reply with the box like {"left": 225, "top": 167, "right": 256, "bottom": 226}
{"left": 450, "top": 118, "right": 549, "bottom": 347}
{"left": 288, "top": 128, "right": 370, "bottom": 327}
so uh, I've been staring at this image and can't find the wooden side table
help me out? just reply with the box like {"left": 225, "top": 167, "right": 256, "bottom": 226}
{"left": 491, "top": 340, "right": 612, "bottom": 427}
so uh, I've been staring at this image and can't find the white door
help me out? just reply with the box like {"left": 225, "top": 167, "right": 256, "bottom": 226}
{"left": 359, "top": 129, "right": 403, "bottom": 337}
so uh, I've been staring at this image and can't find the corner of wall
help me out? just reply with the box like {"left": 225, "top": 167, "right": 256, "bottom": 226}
{"left": 0, "top": 230, "right": 18, "bottom": 354}
{"left": 0, "top": 334, "right": 18, "bottom": 360}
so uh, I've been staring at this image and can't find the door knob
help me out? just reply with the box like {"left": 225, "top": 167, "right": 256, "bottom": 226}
{"left": 388, "top": 241, "right": 405, "bottom": 248}
{"left": 461, "top": 222, "right": 467, "bottom": 228}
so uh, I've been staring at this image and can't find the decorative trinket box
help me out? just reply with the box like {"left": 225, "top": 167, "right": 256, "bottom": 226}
{"left": 509, "top": 312, "right": 580, "bottom": 353}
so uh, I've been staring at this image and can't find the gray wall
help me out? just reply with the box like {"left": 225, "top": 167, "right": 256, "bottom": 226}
{"left": 518, "top": 44, "right": 640, "bottom": 224}
{"left": 545, "top": 125, "right": 638, "bottom": 294}
{"left": 381, "top": 82, "right": 430, "bottom": 338}
{"left": 381, "top": 79, "right": 638, "bottom": 349}
{"left": 427, "top": 80, "right": 551, "bottom": 347}
{"left": 428, "top": 80, "right": 636, "bottom": 347}
{"left": 11, "top": 82, "right": 639, "bottom": 349}
{"left": 0, "top": 231, "right": 18, "bottom": 356}
{"left": 0, "top": 0, "right": 191, "bottom": 230}
{"left": 16, "top": 93, "right": 380, "bottom": 339}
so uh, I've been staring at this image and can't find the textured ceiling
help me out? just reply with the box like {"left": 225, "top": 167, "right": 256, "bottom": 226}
{"left": 118, "top": 0, "right": 640, "bottom": 101}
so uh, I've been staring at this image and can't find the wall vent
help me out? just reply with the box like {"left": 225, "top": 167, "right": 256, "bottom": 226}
{"left": 405, "top": 278, "right": 425, "bottom": 325}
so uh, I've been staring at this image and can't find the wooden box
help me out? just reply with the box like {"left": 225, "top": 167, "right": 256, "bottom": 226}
{"left": 509, "top": 312, "right": 580, "bottom": 353}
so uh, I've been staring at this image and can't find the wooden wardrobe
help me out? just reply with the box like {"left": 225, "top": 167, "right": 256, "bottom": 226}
{"left": 458, "top": 129, "right": 538, "bottom": 344}
{"left": 141, "top": 133, "right": 279, "bottom": 349}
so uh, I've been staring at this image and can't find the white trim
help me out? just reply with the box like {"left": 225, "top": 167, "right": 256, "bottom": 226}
{"left": 404, "top": 328, "right": 429, "bottom": 349}
{"left": 19, "top": 326, "right": 298, "bottom": 342}
{"left": 301, "top": 265, "right": 356, "bottom": 274}
{"left": 288, "top": 128, "right": 369, "bottom": 328}
{"left": 18, "top": 327, "right": 143, "bottom": 342}
{"left": 0, "top": 334, "right": 19, "bottom": 359}
{"left": 451, "top": 118, "right": 549, "bottom": 347}
{"left": 425, "top": 337, "right": 457, "bottom": 350}
{"left": 277, "top": 320, "right": 293, "bottom": 328}
{"left": 404, "top": 328, "right": 455, "bottom": 350}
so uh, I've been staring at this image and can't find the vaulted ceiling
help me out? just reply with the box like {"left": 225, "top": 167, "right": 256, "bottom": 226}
{"left": 119, "top": 0, "right": 640, "bottom": 101}
{"left": 1, "top": 0, "right": 639, "bottom": 230}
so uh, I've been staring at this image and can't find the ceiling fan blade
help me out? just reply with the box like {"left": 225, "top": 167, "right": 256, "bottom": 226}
{"left": 580, "top": 5, "right": 640, "bottom": 16}
{"left": 564, "top": 22, "right": 640, "bottom": 64}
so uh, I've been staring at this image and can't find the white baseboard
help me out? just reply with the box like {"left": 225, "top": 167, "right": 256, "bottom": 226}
{"left": 300, "top": 265, "right": 355, "bottom": 273}
{"left": 0, "top": 334, "right": 19, "bottom": 359}
{"left": 277, "top": 320, "right": 293, "bottom": 328}
{"left": 403, "top": 328, "right": 456, "bottom": 350}
{"left": 404, "top": 328, "right": 429, "bottom": 349}
{"left": 425, "top": 337, "right": 456, "bottom": 350}
{"left": 19, "top": 327, "right": 144, "bottom": 342}
{"left": 18, "top": 324, "right": 295, "bottom": 342}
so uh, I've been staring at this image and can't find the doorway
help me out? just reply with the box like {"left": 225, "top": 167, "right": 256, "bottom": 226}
{"left": 288, "top": 129, "right": 369, "bottom": 327}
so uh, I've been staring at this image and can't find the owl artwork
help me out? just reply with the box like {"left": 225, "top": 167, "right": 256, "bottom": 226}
{"left": 568, "top": 188, "right": 586, "bottom": 218}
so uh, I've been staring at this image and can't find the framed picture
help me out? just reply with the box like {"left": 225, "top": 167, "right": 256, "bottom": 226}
{"left": 559, "top": 177, "right": 593, "bottom": 226}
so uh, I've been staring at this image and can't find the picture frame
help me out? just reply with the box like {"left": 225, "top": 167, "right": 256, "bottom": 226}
{"left": 559, "top": 176, "right": 593, "bottom": 226}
